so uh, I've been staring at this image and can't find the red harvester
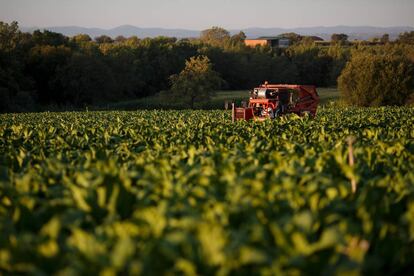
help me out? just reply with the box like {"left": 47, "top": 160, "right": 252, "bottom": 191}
{"left": 233, "top": 82, "right": 320, "bottom": 121}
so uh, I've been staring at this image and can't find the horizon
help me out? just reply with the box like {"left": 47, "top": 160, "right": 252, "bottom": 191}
{"left": 1, "top": 0, "right": 414, "bottom": 30}
{"left": 19, "top": 23, "right": 414, "bottom": 31}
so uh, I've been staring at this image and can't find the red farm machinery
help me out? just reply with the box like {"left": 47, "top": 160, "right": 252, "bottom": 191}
{"left": 233, "top": 83, "right": 320, "bottom": 121}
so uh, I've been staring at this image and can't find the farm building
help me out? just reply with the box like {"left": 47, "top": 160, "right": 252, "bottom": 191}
{"left": 245, "top": 36, "right": 291, "bottom": 48}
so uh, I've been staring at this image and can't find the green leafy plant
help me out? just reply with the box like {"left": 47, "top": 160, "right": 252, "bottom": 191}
{"left": 0, "top": 107, "right": 413, "bottom": 275}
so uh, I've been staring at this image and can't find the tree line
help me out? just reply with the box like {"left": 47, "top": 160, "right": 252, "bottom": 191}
{"left": 1, "top": 22, "right": 414, "bottom": 112}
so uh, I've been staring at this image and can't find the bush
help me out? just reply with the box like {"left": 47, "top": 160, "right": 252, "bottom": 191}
{"left": 338, "top": 49, "right": 414, "bottom": 106}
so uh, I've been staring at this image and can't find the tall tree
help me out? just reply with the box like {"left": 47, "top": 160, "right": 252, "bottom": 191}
{"left": 32, "top": 30, "right": 68, "bottom": 46}
{"left": 26, "top": 45, "right": 72, "bottom": 103}
{"left": 114, "top": 35, "right": 127, "bottom": 43}
{"left": 169, "top": 56, "right": 222, "bottom": 108}
{"left": 0, "top": 21, "right": 21, "bottom": 52}
{"left": 95, "top": 35, "right": 114, "bottom": 44}
{"left": 71, "top": 34, "right": 92, "bottom": 43}
{"left": 397, "top": 31, "right": 414, "bottom": 44}
{"left": 200, "top": 27, "right": 230, "bottom": 46}
{"left": 280, "top": 33, "right": 303, "bottom": 44}
{"left": 286, "top": 44, "right": 331, "bottom": 86}
{"left": 331, "top": 33, "right": 349, "bottom": 45}
{"left": 230, "top": 31, "right": 246, "bottom": 44}
{"left": 52, "top": 53, "right": 116, "bottom": 105}
{"left": 380, "top": 34, "right": 390, "bottom": 44}
{"left": 124, "top": 36, "right": 140, "bottom": 47}
{"left": 0, "top": 21, "right": 36, "bottom": 112}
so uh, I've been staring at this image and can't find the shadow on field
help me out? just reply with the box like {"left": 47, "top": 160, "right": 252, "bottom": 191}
{"left": 100, "top": 88, "right": 341, "bottom": 111}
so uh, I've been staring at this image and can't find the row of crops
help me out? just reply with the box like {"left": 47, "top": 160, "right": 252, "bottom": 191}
{"left": 0, "top": 107, "right": 414, "bottom": 275}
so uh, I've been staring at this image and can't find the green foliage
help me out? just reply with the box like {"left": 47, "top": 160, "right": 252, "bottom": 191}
{"left": 94, "top": 35, "right": 114, "bottom": 44}
{"left": 397, "top": 31, "right": 414, "bottom": 45}
{"left": 229, "top": 31, "right": 247, "bottom": 46}
{"left": 71, "top": 34, "right": 92, "bottom": 43}
{"left": 280, "top": 32, "right": 303, "bottom": 44}
{"left": 0, "top": 21, "right": 21, "bottom": 52}
{"left": 115, "top": 35, "right": 127, "bottom": 43}
{"left": 331, "top": 33, "right": 349, "bottom": 45}
{"left": 52, "top": 53, "right": 117, "bottom": 105}
{"left": 380, "top": 34, "right": 390, "bottom": 44}
{"left": 0, "top": 22, "right": 36, "bottom": 112}
{"left": 26, "top": 45, "right": 72, "bottom": 103}
{"left": 200, "top": 27, "right": 231, "bottom": 46}
{"left": 2, "top": 21, "right": 414, "bottom": 112}
{"left": 286, "top": 44, "right": 331, "bottom": 86}
{"left": 32, "top": 30, "right": 68, "bottom": 46}
{"left": 338, "top": 47, "right": 414, "bottom": 106}
{"left": 169, "top": 56, "right": 222, "bottom": 108}
{"left": 325, "top": 45, "right": 351, "bottom": 86}
{"left": 0, "top": 107, "right": 414, "bottom": 274}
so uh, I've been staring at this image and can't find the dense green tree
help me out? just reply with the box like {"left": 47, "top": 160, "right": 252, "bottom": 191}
{"left": 286, "top": 45, "right": 331, "bottom": 86}
{"left": 124, "top": 36, "right": 140, "bottom": 47}
{"left": 397, "top": 31, "right": 414, "bottom": 45}
{"left": 0, "top": 21, "right": 21, "bottom": 51}
{"left": 331, "top": 33, "right": 349, "bottom": 45}
{"left": 71, "top": 34, "right": 92, "bottom": 43}
{"left": 245, "top": 53, "right": 275, "bottom": 85}
{"left": 95, "top": 35, "right": 114, "bottom": 44}
{"left": 103, "top": 44, "right": 145, "bottom": 98}
{"left": 75, "top": 40, "right": 101, "bottom": 56}
{"left": 269, "top": 56, "right": 299, "bottom": 84}
{"left": 198, "top": 46, "right": 243, "bottom": 89}
{"left": 0, "top": 59, "right": 35, "bottom": 112}
{"left": 32, "top": 30, "right": 68, "bottom": 46}
{"left": 169, "top": 56, "right": 222, "bottom": 108}
{"left": 0, "top": 21, "right": 36, "bottom": 112}
{"left": 325, "top": 44, "right": 351, "bottom": 86}
{"left": 302, "top": 36, "right": 324, "bottom": 43}
{"left": 300, "top": 37, "right": 317, "bottom": 46}
{"left": 338, "top": 49, "right": 414, "bottom": 106}
{"left": 229, "top": 31, "right": 247, "bottom": 46}
{"left": 52, "top": 53, "right": 116, "bottom": 105}
{"left": 114, "top": 35, "right": 127, "bottom": 43}
{"left": 26, "top": 45, "right": 72, "bottom": 103}
{"left": 200, "top": 27, "right": 230, "bottom": 46}
{"left": 380, "top": 34, "right": 390, "bottom": 44}
{"left": 280, "top": 33, "right": 303, "bottom": 44}
{"left": 0, "top": 67, "right": 20, "bottom": 112}
{"left": 131, "top": 36, "right": 190, "bottom": 96}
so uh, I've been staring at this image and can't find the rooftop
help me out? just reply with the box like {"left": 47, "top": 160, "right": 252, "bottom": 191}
{"left": 246, "top": 35, "right": 289, "bottom": 40}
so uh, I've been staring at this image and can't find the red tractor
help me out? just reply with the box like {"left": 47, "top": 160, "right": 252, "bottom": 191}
{"left": 233, "top": 83, "right": 320, "bottom": 121}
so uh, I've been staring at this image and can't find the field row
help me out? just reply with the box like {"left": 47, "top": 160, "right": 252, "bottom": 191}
{"left": 0, "top": 107, "right": 413, "bottom": 274}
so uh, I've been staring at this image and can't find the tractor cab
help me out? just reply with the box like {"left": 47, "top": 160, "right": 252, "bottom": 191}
{"left": 249, "top": 87, "right": 292, "bottom": 118}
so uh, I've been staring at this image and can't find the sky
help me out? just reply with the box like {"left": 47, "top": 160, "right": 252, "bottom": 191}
{"left": 0, "top": 0, "right": 413, "bottom": 29}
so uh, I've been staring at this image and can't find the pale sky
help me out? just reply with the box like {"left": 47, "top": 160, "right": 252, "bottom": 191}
{"left": 0, "top": 0, "right": 413, "bottom": 29}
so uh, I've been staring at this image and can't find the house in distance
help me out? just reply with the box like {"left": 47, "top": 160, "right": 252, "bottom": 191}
{"left": 245, "top": 36, "right": 291, "bottom": 48}
{"left": 245, "top": 35, "right": 325, "bottom": 48}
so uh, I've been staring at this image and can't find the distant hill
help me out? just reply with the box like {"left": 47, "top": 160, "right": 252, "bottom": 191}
{"left": 21, "top": 25, "right": 200, "bottom": 39}
{"left": 21, "top": 25, "right": 414, "bottom": 41}
{"left": 242, "top": 26, "right": 414, "bottom": 41}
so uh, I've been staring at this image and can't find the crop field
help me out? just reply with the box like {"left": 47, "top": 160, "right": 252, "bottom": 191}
{"left": 1, "top": 107, "right": 414, "bottom": 275}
